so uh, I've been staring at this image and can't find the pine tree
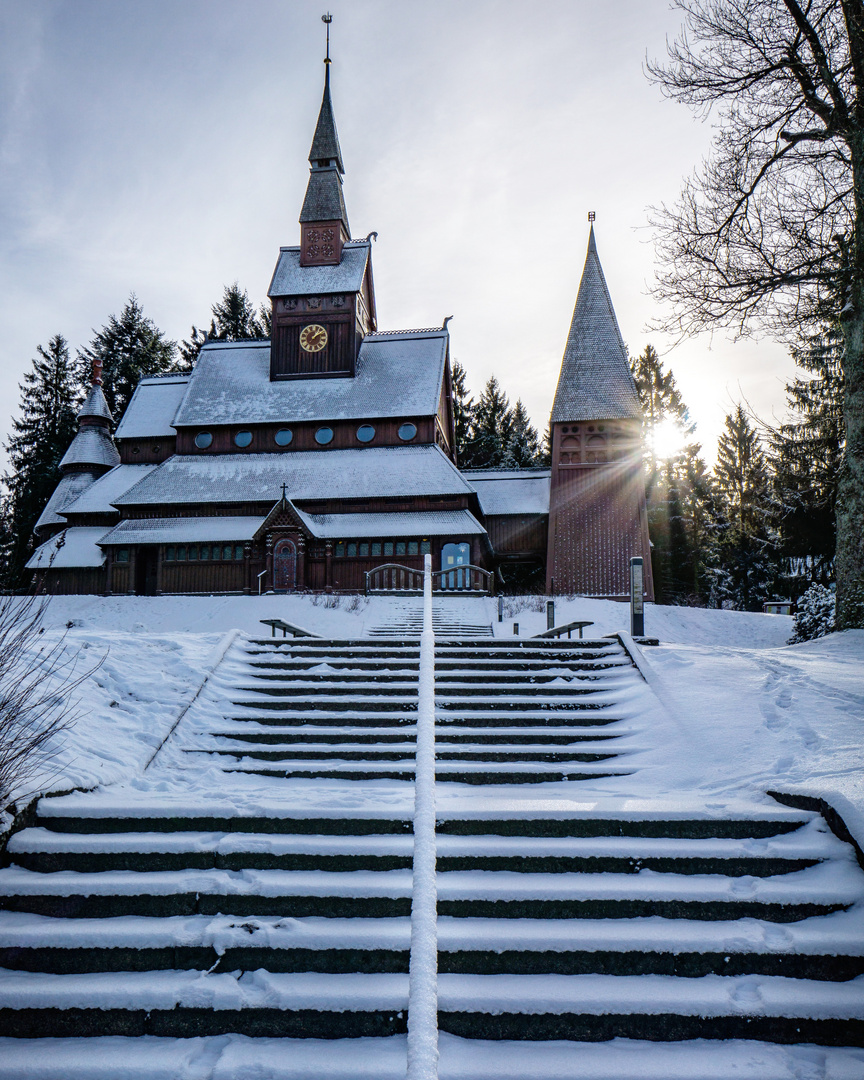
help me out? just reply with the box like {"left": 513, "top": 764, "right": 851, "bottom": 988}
{"left": 629, "top": 345, "right": 713, "bottom": 603}
{"left": 502, "top": 399, "right": 541, "bottom": 467}
{"left": 2, "top": 336, "right": 81, "bottom": 586}
{"left": 462, "top": 376, "right": 513, "bottom": 468}
{"left": 179, "top": 284, "right": 270, "bottom": 368}
{"left": 711, "top": 405, "right": 779, "bottom": 610}
{"left": 450, "top": 360, "right": 474, "bottom": 463}
{"left": 210, "top": 283, "right": 268, "bottom": 341}
{"left": 78, "top": 295, "right": 176, "bottom": 422}
{"left": 768, "top": 323, "right": 844, "bottom": 590}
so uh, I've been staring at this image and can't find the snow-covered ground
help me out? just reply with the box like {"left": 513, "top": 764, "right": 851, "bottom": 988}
{"left": 3, "top": 593, "right": 862, "bottom": 852}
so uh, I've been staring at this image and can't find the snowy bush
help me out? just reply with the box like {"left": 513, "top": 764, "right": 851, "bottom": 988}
{"left": 789, "top": 584, "right": 836, "bottom": 643}
{"left": 0, "top": 595, "right": 97, "bottom": 813}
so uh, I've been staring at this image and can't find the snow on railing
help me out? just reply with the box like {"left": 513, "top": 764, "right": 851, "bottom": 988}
{"left": 406, "top": 553, "right": 438, "bottom": 1080}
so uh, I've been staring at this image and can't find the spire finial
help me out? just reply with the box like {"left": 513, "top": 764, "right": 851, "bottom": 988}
{"left": 281, "top": 482, "right": 288, "bottom": 503}
{"left": 322, "top": 12, "right": 332, "bottom": 69}
{"left": 588, "top": 211, "right": 596, "bottom": 223}
{"left": 91, "top": 356, "right": 103, "bottom": 386}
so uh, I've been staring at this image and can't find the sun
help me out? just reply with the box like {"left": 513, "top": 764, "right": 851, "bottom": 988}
{"left": 650, "top": 418, "right": 689, "bottom": 460}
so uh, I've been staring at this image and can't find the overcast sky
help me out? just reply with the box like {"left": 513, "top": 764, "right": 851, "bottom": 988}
{"left": 0, "top": 0, "right": 794, "bottom": 467}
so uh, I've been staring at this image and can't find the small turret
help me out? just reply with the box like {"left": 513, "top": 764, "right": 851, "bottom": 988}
{"left": 34, "top": 358, "right": 120, "bottom": 538}
{"left": 59, "top": 358, "right": 120, "bottom": 472}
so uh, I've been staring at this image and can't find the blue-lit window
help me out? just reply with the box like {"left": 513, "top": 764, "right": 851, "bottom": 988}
{"left": 194, "top": 432, "right": 213, "bottom": 449}
{"left": 398, "top": 423, "right": 417, "bottom": 441}
{"left": 315, "top": 427, "right": 334, "bottom": 445}
{"left": 275, "top": 428, "right": 293, "bottom": 446}
{"left": 356, "top": 424, "right": 375, "bottom": 443}
{"left": 234, "top": 430, "right": 253, "bottom": 448}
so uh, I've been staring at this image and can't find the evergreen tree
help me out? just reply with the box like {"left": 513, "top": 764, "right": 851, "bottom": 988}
{"left": 179, "top": 284, "right": 270, "bottom": 368}
{"left": 768, "top": 323, "right": 844, "bottom": 590}
{"left": 2, "top": 336, "right": 81, "bottom": 586}
{"left": 502, "top": 399, "right": 542, "bottom": 467}
{"left": 210, "top": 283, "right": 268, "bottom": 341}
{"left": 711, "top": 405, "right": 779, "bottom": 610}
{"left": 462, "top": 376, "right": 513, "bottom": 468}
{"left": 630, "top": 345, "right": 714, "bottom": 603}
{"left": 78, "top": 295, "right": 176, "bottom": 422}
{"left": 450, "top": 360, "right": 474, "bottom": 463}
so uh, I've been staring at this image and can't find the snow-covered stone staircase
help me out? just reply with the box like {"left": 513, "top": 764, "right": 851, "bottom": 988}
{"left": 181, "top": 636, "right": 638, "bottom": 785}
{"left": 0, "top": 632, "right": 863, "bottom": 1077}
{"left": 367, "top": 597, "right": 493, "bottom": 638}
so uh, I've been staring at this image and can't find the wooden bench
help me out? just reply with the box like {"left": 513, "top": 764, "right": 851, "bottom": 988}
{"left": 259, "top": 618, "right": 317, "bottom": 639}
{"left": 533, "top": 620, "right": 594, "bottom": 640}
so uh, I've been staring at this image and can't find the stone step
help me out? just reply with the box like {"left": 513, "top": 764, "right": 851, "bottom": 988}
{"left": 1, "top": 1033, "right": 861, "bottom": 1079}
{"left": 0, "top": 971, "right": 860, "bottom": 1044}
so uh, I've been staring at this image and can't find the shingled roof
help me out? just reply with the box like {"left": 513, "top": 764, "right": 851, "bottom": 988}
{"left": 550, "top": 226, "right": 641, "bottom": 423}
{"left": 299, "top": 66, "right": 349, "bottom": 232}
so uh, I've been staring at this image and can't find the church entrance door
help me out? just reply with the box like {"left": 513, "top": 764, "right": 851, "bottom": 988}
{"left": 273, "top": 539, "right": 297, "bottom": 591}
{"left": 134, "top": 547, "right": 158, "bottom": 596}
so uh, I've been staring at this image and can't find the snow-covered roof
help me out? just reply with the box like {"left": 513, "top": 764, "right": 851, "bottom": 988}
{"left": 551, "top": 227, "right": 641, "bottom": 423}
{"left": 114, "top": 445, "right": 472, "bottom": 508}
{"left": 61, "top": 464, "right": 158, "bottom": 517}
{"left": 34, "top": 471, "right": 102, "bottom": 533}
{"left": 99, "top": 517, "right": 265, "bottom": 546}
{"left": 172, "top": 331, "right": 447, "bottom": 428}
{"left": 114, "top": 375, "right": 190, "bottom": 440}
{"left": 268, "top": 241, "right": 369, "bottom": 297}
{"left": 295, "top": 508, "right": 485, "bottom": 538}
{"left": 465, "top": 468, "right": 551, "bottom": 516}
{"left": 26, "top": 528, "right": 107, "bottom": 569}
{"left": 77, "top": 383, "right": 113, "bottom": 422}
{"left": 59, "top": 426, "right": 120, "bottom": 470}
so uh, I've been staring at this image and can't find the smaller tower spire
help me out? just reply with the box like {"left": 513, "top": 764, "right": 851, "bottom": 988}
{"left": 299, "top": 13, "right": 350, "bottom": 264}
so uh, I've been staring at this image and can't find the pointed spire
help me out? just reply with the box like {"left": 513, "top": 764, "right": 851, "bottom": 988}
{"left": 76, "top": 382, "right": 113, "bottom": 424}
{"left": 299, "top": 14, "right": 349, "bottom": 236}
{"left": 550, "top": 218, "right": 641, "bottom": 423}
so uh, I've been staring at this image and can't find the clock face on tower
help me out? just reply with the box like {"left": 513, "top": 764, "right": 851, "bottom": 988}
{"left": 299, "top": 324, "right": 328, "bottom": 353}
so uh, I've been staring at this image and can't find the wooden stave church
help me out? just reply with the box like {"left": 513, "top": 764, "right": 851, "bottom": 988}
{"left": 28, "top": 55, "right": 654, "bottom": 603}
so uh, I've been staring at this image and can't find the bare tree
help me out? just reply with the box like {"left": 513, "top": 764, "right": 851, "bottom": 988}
{"left": 647, "top": 0, "right": 864, "bottom": 629}
{"left": 0, "top": 594, "right": 97, "bottom": 814}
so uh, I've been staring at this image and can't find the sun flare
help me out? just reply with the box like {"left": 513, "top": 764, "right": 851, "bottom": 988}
{"left": 650, "top": 418, "right": 689, "bottom": 460}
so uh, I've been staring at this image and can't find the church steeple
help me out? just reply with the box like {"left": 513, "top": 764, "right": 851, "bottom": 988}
{"left": 545, "top": 214, "right": 654, "bottom": 601}
{"left": 551, "top": 221, "right": 641, "bottom": 424}
{"left": 299, "top": 15, "right": 350, "bottom": 266}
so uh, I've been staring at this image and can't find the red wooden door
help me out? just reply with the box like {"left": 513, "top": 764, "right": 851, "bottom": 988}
{"left": 273, "top": 539, "right": 297, "bottom": 591}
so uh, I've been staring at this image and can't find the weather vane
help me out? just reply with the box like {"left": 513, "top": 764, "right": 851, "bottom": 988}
{"left": 322, "top": 13, "right": 332, "bottom": 65}
{"left": 588, "top": 211, "right": 596, "bottom": 222}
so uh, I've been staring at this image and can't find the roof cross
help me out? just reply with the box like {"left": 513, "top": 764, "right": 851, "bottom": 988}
{"left": 281, "top": 483, "right": 288, "bottom": 503}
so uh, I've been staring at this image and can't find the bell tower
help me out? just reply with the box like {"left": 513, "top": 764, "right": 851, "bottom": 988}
{"left": 546, "top": 217, "right": 654, "bottom": 599}
{"left": 268, "top": 14, "right": 377, "bottom": 382}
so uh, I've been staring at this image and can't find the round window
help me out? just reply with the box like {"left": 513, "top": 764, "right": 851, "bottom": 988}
{"left": 315, "top": 426, "right": 334, "bottom": 445}
{"left": 194, "top": 431, "right": 213, "bottom": 449}
{"left": 356, "top": 424, "right": 375, "bottom": 443}
{"left": 274, "top": 428, "right": 293, "bottom": 446}
{"left": 234, "top": 430, "right": 253, "bottom": 448}
{"left": 398, "top": 423, "right": 417, "bottom": 442}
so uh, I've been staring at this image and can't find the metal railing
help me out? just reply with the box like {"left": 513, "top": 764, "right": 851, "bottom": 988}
{"left": 365, "top": 562, "right": 493, "bottom": 596}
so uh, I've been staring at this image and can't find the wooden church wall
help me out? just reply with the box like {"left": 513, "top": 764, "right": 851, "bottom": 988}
{"left": 547, "top": 457, "right": 649, "bottom": 597}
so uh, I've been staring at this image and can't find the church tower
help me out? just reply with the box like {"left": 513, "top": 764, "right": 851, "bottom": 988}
{"left": 268, "top": 18, "right": 376, "bottom": 382}
{"left": 546, "top": 221, "right": 654, "bottom": 599}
